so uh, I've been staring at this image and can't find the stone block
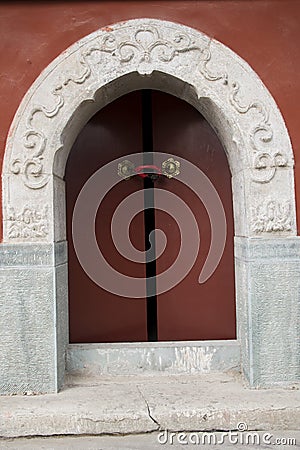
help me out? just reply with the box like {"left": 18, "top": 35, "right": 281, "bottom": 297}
{"left": 235, "top": 237, "right": 300, "bottom": 387}
{"left": 0, "top": 242, "right": 68, "bottom": 394}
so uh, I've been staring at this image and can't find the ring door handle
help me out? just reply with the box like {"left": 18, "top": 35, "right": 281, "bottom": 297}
{"left": 118, "top": 158, "right": 180, "bottom": 180}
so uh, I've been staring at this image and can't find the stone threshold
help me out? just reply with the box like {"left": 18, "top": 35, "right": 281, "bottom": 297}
{"left": 66, "top": 340, "right": 240, "bottom": 376}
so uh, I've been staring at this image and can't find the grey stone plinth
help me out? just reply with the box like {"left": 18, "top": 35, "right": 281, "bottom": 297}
{"left": 235, "top": 237, "right": 300, "bottom": 387}
{"left": 0, "top": 242, "right": 68, "bottom": 394}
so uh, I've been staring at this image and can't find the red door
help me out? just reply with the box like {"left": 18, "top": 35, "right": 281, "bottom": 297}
{"left": 65, "top": 90, "right": 235, "bottom": 343}
{"left": 151, "top": 91, "right": 236, "bottom": 341}
{"left": 65, "top": 92, "right": 148, "bottom": 343}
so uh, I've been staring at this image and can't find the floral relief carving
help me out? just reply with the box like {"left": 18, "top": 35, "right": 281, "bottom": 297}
{"left": 7, "top": 205, "right": 49, "bottom": 239}
{"left": 98, "top": 25, "right": 200, "bottom": 75}
{"left": 251, "top": 200, "right": 292, "bottom": 233}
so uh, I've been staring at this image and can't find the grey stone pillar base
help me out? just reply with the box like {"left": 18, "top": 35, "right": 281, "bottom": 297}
{"left": 1, "top": 237, "right": 299, "bottom": 394}
{"left": 235, "top": 237, "right": 300, "bottom": 388}
{"left": 0, "top": 242, "right": 68, "bottom": 394}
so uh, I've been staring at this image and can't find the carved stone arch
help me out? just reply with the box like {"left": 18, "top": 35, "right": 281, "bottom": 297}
{"left": 1, "top": 19, "right": 299, "bottom": 393}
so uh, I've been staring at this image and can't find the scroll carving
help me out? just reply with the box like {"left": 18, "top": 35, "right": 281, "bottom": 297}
{"left": 199, "top": 43, "right": 228, "bottom": 84}
{"left": 11, "top": 130, "right": 49, "bottom": 189}
{"left": 9, "top": 22, "right": 291, "bottom": 190}
{"left": 199, "top": 44, "right": 288, "bottom": 183}
{"left": 10, "top": 52, "right": 95, "bottom": 190}
{"left": 11, "top": 25, "right": 200, "bottom": 189}
{"left": 229, "top": 82, "right": 287, "bottom": 183}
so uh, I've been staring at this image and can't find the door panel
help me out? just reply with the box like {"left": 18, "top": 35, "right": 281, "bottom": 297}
{"left": 66, "top": 89, "right": 235, "bottom": 344}
{"left": 65, "top": 91, "right": 147, "bottom": 343}
{"left": 152, "top": 91, "right": 236, "bottom": 341}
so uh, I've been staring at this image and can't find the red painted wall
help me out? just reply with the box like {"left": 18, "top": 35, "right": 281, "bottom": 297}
{"left": 1, "top": 0, "right": 300, "bottom": 239}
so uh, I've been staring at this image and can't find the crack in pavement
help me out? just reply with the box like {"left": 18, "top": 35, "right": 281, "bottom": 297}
{"left": 136, "top": 386, "right": 161, "bottom": 430}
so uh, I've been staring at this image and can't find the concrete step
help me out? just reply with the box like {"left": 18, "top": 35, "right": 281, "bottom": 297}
{"left": 0, "top": 372, "right": 299, "bottom": 438}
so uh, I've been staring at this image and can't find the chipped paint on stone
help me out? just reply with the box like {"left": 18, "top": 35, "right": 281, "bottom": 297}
{"left": 172, "top": 347, "right": 217, "bottom": 373}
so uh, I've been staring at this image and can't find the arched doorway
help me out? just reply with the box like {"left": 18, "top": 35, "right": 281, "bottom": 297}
{"left": 1, "top": 19, "right": 298, "bottom": 393}
{"left": 65, "top": 90, "right": 235, "bottom": 344}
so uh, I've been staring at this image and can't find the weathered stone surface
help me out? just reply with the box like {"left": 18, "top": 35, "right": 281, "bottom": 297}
{"left": 0, "top": 373, "right": 299, "bottom": 438}
{"left": 0, "top": 376, "right": 156, "bottom": 437}
{"left": 235, "top": 237, "right": 300, "bottom": 387}
{"left": 55, "top": 262, "right": 69, "bottom": 391}
{"left": 0, "top": 267, "right": 56, "bottom": 394}
{"left": 66, "top": 341, "right": 240, "bottom": 376}
{"left": 0, "top": 243, "right": 68, "bottom": 394}
{"left": 1, "top": 432, "right": 299, "bottom": 449}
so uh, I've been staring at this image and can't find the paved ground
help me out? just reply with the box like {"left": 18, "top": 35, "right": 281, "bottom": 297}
{"left": 1, "top": 432, "right": 300, "bottom": 449}
{"left": 0, "top": 372, "right": 299, "bottom": 439}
